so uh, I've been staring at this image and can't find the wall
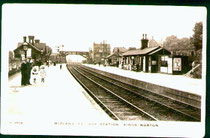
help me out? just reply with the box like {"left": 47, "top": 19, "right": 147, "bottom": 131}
{"left": 83, "top": 65, "right": 201, "bottom": 108}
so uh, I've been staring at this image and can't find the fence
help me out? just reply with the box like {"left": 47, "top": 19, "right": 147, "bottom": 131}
{"left": 8, "top": 60, "right": 21, "bottom": 77}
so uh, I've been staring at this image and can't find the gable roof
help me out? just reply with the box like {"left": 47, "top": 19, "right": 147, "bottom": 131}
{"left": 148, "top": 39, "right": 159, "bottom": 47}
{"left": 34, "top": 43, "right": 46, "bottom": 51}
{"left": 113, "top": 47, "right": 127, "bottom": 53}
{"left": 106, "top": 52, "right": 122, "bottom": 59}
{"left": 148, "top": 47, "right": 164, "bottom": 55}
{"left": 14, "top": 42, "right": 41, "bottom": 52}
{"left": 122, "top": 46, "right": 160, "bottom": 56}
{"left": 17, "top": 42, "right": 23, "bottom": 47}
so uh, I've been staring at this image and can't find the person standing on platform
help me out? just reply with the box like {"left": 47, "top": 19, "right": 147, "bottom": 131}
{"left": 20, "top": 59, "right": 27, "bottom": 86}
{"left": 39, "top": 65, "right": 46, "bottom": 83}
{"left": 35, "top": 59, "right": 42, "bottom": 68}
{"left": 26, "top": 58, "right": 32, "bottom": 85}
{"left": 116, "top": 61, "right": 119, "bottom": 67}
{"left": 136, "top": 63, "right": 140, "bottom": 72}
{"left": 31, "top": 66, "right": 39, "bottom": 84}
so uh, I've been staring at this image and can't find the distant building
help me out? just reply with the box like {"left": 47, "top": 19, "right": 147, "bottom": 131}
{"left": 88, "top": 48, "right": 94, "bottom": 63}
{"left": 49, "top": 53, "right": 66, "bottom": 63}
{"left": 112, "top": 47, "right": 127, "bottom": 53}
{"left": 93, "top": 41, "right": 111, "bottom": 63}
{"left": 148, "top": 36, "right": 163, "bottom": 48}
{"left": 105, "top": 47, "right": 127, "bottom": 66}
{"left": 49, "top": 53, "right": 59, "bottom": 63}
{"left": 14, "top": 36, "right": 52, "bottom": 63}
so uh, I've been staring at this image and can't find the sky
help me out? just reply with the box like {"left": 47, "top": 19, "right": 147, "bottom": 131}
{"left": 2, "top": 4, "right": 206, "bottom": 53}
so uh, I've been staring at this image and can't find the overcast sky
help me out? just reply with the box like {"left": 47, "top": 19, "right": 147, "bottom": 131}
{"left": 2, "top": 4, "right": 206, "bottom": 53}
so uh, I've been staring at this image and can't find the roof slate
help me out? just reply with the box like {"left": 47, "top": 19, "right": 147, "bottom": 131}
{"left": 113, "top": 47, "right": 127, "bottom": 53}
{"left": 17, "top": 42, "right": 23, "bottom": 47}
{"left": 34, "top": 43, "right": 46, "bottom": 50}
{"left": 14, "top": 42, "right": 41, "bottom": 52}
{"left": 122, "top": 46, "right": 160, "bottom": 56}
{"left": 106, "top": 52, "right": 122, "bottom": 58}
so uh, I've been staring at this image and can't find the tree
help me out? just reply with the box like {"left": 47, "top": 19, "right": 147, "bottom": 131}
{"left": 163, "top": 35, "right": 179, "bottom": 51}
{"left": 191, "top": 22, "right": 203, "bottom": 51}
{"left": 190, "top": 22, "right": 203, "bottom": 78}
{"left": 178, "top": 37, "right": 193, "bottom": 50}
{"left": 163, "top": 35, "right": 193, "bottom": 51}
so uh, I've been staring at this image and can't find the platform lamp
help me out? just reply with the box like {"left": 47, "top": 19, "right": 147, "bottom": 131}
{"left": 131, "top": 56, "right": 134, "bottom": 64}
{"left": 23, "top": 45, "right": 28, "bottom": 60}
{"left": 41, "top": 49, "right": 44, "bottom": 64}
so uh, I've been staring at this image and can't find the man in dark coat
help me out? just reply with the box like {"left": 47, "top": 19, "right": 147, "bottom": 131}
{"left": 20, "top": 59, "right": 27, "bottom": 86}
{"left": 26, "top": 58, "right": 32, "bottom": 85}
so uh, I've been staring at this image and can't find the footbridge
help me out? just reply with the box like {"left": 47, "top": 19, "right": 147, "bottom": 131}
{"left": 60, "top": 51, "right": 90, "bottom": 58}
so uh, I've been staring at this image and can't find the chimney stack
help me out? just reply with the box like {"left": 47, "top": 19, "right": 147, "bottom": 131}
{"left": 23, "top": 36, "right": 27, "bottom": 42}
{"left": 35, "top": 39, "right": 40, "bottom": 44}
{"left": 141, "top": 33, "right": 149, "bottom": 49}
{"left": 28, "top": 36, "right": 35, "bottom": 45}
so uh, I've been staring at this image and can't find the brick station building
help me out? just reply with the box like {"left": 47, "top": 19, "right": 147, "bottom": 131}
{"left": 14, "top": 36, "right": 52, "bottom": 64}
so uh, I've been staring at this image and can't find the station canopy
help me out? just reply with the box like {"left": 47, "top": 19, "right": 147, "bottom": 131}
{"left": 122, "top": 46, "right": 170, "bottom": 56}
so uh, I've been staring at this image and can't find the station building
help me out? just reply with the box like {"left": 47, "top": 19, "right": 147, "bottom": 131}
{"left": 92, "top": 41, "right": 111, "bottom": 63}
{"left": 105, "top": 47, "right": 127, "bottom": 66}
{"left": 14, "top": 36, "right": 52, "bottom": 63}
{"left": 120, "top": 34, "right": 190, "bottom": 74}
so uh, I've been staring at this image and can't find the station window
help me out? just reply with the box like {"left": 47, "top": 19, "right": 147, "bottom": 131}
{"left": 161, "top": 56, "right": 168, "bottom": 67}
{"left": 139, "top": 57, "right": 142, "bottom": 65}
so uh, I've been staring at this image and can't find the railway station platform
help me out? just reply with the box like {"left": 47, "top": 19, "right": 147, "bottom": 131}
{"left": 84, "top": 64, "right": 204, "bottom": 96}
{"left": 6, "top": 64, "right": 112, "bottom": 123}
{"left": 3, "top": 63, "right": 204, "bottom": 137}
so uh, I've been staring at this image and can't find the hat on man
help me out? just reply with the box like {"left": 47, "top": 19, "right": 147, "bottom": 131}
{"left": 40, "top": 65, "right": 45, "bottom": 69}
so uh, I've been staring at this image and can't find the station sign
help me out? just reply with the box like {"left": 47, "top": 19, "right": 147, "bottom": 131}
{"left": 152, "top": 61, "right": 156, "bottom": 65}
{"left": 173, "top": 58, "right": 182, "bottom": 71}
{"left": 27, "top": 48, "right": 32, "bottom": 58}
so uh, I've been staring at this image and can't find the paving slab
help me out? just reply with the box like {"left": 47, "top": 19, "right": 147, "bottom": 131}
{"left": 7, "top": 64, "right": 112, "bottom": 122}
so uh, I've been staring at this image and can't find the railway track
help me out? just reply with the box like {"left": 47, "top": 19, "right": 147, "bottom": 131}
{"left": 67, "top": 64, "right": 201, "bottom": 121}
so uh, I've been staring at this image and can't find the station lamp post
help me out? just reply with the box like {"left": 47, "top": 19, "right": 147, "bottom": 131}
{"left": 59, "top": 45, "right": 64, "bottom": 63}
{"left": 41, "top": 49, "right": 44, "bottom": 64}
{"left": 23, "top": 45, "right": 28, "bottom": 60}
{"left": 131, "top": 56, "right": 134, "bottom": 64}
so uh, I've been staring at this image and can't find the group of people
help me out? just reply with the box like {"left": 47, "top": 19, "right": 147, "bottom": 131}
{"left": 20, "top": 58, "right": 46, "bottom": 86}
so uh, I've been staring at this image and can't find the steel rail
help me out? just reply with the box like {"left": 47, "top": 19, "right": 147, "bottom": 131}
{"left": 70, "top": 65, "right": 158, "bottom": 121}
{"left": 67, "top": 66, "right": 120, "bottom": 120}
{"left": 81, "top": 65, "right": 201, "bottom": 110}
{"left": 79, "top": 65, "right": 200, "bottom": 121}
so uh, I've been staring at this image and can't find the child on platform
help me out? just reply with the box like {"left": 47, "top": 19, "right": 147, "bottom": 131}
{"left": 40, "top": 65, "right": 46, "bottom": 83}
{"left": 31, "top": 66, "right": 39, "bottom": 84}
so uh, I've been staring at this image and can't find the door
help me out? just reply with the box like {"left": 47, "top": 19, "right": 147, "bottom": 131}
{"left": 151, "top": 56, "right": 158, "bottom": 73}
